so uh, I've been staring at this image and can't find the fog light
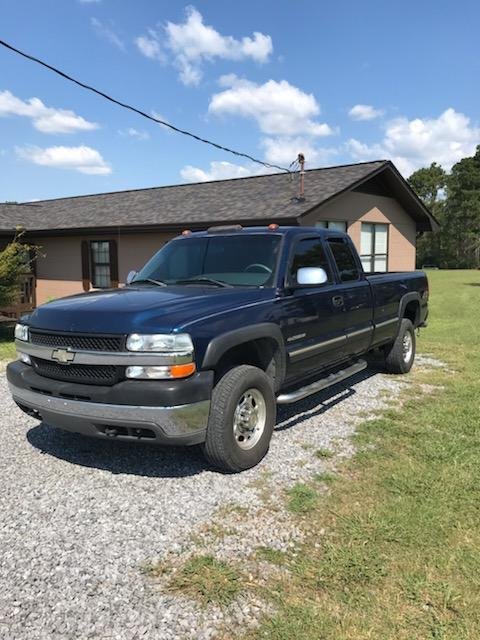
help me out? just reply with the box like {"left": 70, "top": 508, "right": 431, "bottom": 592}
{"left": 19, "top": 352, "right": 31, "bottom": 365}
{"left": 126, "top": 362, "right": 196, "bottom": 379}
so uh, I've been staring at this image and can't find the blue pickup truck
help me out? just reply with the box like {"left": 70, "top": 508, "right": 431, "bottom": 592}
{"left": 7, "top": 226, "right": 428, "bottom": 472}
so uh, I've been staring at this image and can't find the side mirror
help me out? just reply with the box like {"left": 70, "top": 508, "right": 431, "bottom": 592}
{"left": 126, "top": 270, "right": 137, "bottom": 285}
{"left": 296, "top": 267, "right": 328, "bottom": 285}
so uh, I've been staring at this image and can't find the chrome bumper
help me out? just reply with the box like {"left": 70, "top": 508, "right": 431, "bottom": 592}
{"left": 9, "top": 382, "right": 209, "bottom": 445}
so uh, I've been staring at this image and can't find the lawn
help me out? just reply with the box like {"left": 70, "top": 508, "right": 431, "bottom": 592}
{"left": 249, "top": 270, "right": 480, "bottom": 640}
{"left": 0, "top": 324, "right": 15, "bottom": 362}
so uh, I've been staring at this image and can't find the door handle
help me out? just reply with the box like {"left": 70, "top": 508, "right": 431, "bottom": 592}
{"left": 332, "top": 295, "right": 344, "bottom": 308}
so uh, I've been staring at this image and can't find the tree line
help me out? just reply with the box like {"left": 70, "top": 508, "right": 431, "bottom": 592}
{"left": 409, "top": 145, "right": 480, "bottom": 268}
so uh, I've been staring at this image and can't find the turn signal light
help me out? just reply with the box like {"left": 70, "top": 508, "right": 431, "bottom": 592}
{"left": 170, "top": 362, "right": 196, "bottom": 378}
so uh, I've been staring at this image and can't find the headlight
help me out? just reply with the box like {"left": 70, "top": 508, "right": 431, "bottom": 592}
{"left": 126, "top": 333, "right": 193, "bottom": 353}
{"left": 15, "top": 323, "right": 29, "bottom": 342}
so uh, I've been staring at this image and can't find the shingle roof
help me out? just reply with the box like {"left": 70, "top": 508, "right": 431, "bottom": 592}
{"left": 0, "top": 160, "right": 437, "bottom": 234}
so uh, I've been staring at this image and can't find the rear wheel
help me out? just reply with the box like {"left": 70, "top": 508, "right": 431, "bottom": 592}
{"left": 384, "top": 318, "right": 416, "bottom": 374}
{"left": 203, "top": 365, "right": 276, "bottom": 472}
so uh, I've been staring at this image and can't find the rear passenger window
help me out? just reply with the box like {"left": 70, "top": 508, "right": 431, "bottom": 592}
{"left": 327, "top": 238, "right": 360, "bottom": 282}
{"left": 289, "top": 237, "right": 331, "bottom": 285}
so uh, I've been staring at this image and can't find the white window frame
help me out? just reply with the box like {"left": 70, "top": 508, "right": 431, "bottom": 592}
{"left": 360, "top": 223, "right": 389, "bottom": 272}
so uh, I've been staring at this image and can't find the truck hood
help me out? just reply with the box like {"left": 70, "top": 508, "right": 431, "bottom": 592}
{"left": 26, "top": 285, "right": 275, "bottom": 334}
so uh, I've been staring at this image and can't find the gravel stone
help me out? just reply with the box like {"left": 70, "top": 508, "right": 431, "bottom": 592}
{"left": 0, "top": 361, "right": 422, "bottom": 639}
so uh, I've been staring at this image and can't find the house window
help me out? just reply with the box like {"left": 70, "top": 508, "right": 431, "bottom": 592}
{"left": 81, "top": 239, "right": 118, "bottom": 290}
{"left": 90, "top": 241, "right": 111, "bottom": 288}
{"left": 315, "top": 220, "right": 347, "bottom": 233}
{"left": 360, "top": 223, "right": 388, "bottom": 272}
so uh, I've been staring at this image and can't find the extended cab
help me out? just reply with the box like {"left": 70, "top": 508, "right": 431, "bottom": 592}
{"left": 7, "top": 226, "right": 428, "bottom": 472}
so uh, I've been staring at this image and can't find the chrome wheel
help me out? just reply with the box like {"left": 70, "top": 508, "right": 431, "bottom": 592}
{"left": 402, "top": 331, "right": 413, "bottom": 363}
{"left": 233, "top": 388, "right": 266, "bottom": 450}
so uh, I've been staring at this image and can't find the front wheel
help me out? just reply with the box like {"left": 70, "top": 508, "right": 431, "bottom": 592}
{"left": 383, "top": 318, "right": 416, "bottom": 374}
{"left": 203, "top": 365, "right": 276, "bottom": 472}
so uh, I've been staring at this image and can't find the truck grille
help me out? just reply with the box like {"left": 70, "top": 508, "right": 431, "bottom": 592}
{"left": 31, "top": 357, "right": 122, "bottom": 386}
{"left": 30, "top": 331, "right": 125, "bottom": 352}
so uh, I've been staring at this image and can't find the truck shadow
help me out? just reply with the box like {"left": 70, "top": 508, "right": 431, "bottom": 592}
{"left": 26, "top": 362, "right": 383, "bottom": 478}
{"left": 275, "top": 365, "right": 380, "bottom": 431}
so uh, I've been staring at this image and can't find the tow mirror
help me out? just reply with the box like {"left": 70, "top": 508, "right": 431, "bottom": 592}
{"left": 126, "top": 270, "right": 137, "bottom": 284}
{"left": 296, "top": 267, "right": 328, "bottom": 285}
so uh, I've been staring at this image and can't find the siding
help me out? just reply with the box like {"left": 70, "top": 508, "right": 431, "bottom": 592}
{"left": 301, "top": 191, "right": 416, "bottom": 271}
{"left": 35, "top": 232, "right": 173, "bottom": 305}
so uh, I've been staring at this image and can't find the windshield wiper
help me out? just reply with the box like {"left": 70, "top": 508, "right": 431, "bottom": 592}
{"left": 174, "top": 277, "right": 233, "bottom": 288}
{"left": 131, "top": 278, "right": 167, "bottom": 287}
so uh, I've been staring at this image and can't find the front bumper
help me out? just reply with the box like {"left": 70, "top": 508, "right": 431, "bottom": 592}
{"left": 7, "top": 362, "right": 211, "bottom": 446}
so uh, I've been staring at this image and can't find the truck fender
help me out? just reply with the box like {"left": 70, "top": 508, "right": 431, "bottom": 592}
{"left": 398, "top": 292, "right": 422, "bottom": 328}
{"left": 201, "top": 323, "right": 286, "bottom": 388}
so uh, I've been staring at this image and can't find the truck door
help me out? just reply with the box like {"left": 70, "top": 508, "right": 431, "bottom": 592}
{"left": 325, "top": 236, "right": 374, "bottom": 357}
{"left": 279, "top": 235, "right": 348, "bottom": 381}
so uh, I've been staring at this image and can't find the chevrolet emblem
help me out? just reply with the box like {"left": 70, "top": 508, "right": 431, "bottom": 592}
{"left": 51, "top": 349, "right": 75, "bottom": 364}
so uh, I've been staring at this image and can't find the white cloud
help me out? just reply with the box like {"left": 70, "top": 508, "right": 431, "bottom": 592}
{"left": 118, "top": 127, "right": 150, "bottom": 140}
{"left": 347, "top": 108, "right": 480, "bottom": 175}
{"left": 0, "top": 90, "right": 98, "bottom": 134}
{"left": 180, "top": 160, "right": 267, "bottom": 182}
{"left": 135, "top": 30, "right": 165, "bottom": 62}
{"left": 348, "top": 104, "right": 384, "bottom": 121}
{"left": 261, "top": 137, "right": 338, "bottom": 167}
{"left": 209, "top": 75, "right": 334, "bottom": 137}
{"left": 91, "top": 18, "right": 125, "bottom": 50}
{"left": 151, "top": 110, "right": 172, "bottom": 133}
{"left": 136, "top": 6, "right": 273, "bottom": 86}
{"left": 16, "top": 145, "right": 111, "bottom": 175}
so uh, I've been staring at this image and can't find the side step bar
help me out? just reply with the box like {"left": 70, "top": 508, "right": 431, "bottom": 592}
{"left": 276, "top": 360, "right": 367, "bottom": 405}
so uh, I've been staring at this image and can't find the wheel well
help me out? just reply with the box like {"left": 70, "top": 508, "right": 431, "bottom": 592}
{"left": 403, "top": 300, "right": 420, "bottom": 327}
{"left": 213, "top": 338, "right": 283, "bottom": 390}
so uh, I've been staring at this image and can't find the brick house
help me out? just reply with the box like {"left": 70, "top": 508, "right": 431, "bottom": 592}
{"left": 0, "top": 160, "right": 437, "bottom": 311}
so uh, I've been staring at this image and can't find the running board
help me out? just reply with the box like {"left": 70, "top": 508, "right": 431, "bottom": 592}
{"left": 276, "top": 360, "right": 367, "bottom": 404}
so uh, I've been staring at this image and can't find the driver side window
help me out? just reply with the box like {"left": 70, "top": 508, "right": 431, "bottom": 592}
{"left": 289, "top": 237, "right": 331, "bottom": 285}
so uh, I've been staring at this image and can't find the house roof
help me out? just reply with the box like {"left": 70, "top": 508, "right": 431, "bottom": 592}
{"left": 0, "top": 160, "right": 438, "bottom": 235}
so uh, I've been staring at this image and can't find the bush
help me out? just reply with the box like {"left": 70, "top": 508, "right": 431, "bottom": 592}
{"left": 0, "top": 233, "right": 35, "bottom": 308}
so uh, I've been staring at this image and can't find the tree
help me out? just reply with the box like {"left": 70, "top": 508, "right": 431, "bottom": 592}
{"left": 408, "top": 162, "right": 448, "bottom": 267}
{"left": 409, "top": 162, "right": 447, "bottom": 210}
{"left": 444, "top": 146, "right": 480, "bottom": 268}
{"left": 0, "top": 232, "right": 33, "bottom": 309}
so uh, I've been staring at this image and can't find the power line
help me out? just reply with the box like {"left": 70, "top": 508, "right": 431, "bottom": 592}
{"left": 0, "top": 38, "right": 290, "bottom": 174}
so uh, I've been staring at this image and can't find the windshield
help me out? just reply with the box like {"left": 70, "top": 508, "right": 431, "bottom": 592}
{"left": 133, "top": 234, "right": 282, "bottom": 287}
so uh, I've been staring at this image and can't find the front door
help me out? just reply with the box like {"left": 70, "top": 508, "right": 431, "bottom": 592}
{"left": 278, "top": 235, "right": 348, "bottom": 382}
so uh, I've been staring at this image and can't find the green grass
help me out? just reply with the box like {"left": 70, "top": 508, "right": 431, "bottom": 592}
{"left": 313, "top": 472, "right": 337, "bottom": 485}
{"left": 315, "top": 447, "right": 334, "bottom": 459}
{"left": 286, "top": 483, "right": 319, "bottom": 514}
{"left": 168, "top": 555, "right": 243, "bottom": 606}
{"left": 248, "top": 270, "right": 480, "bottom": 640}
{"left": 0, "top": 325, "right": 15, "bottom": 362}
{"left": 256, "top": 546, "right": 289, "bottom": 566}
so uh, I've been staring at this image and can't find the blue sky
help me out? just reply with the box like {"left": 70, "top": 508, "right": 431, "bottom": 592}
{"left": 1, "top": 0, "right": 479, "bottom": 201}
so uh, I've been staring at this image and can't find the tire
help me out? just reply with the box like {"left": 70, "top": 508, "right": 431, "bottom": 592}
{"left": 384, "top": 318, "right": 416, "bottom": 374}
{"left": 203, "top": 365, "right": 276, "bottom": 473}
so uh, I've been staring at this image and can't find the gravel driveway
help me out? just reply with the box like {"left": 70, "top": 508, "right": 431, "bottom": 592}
{"left": 0, "top": 363, "right": 410, "bottom": 640}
